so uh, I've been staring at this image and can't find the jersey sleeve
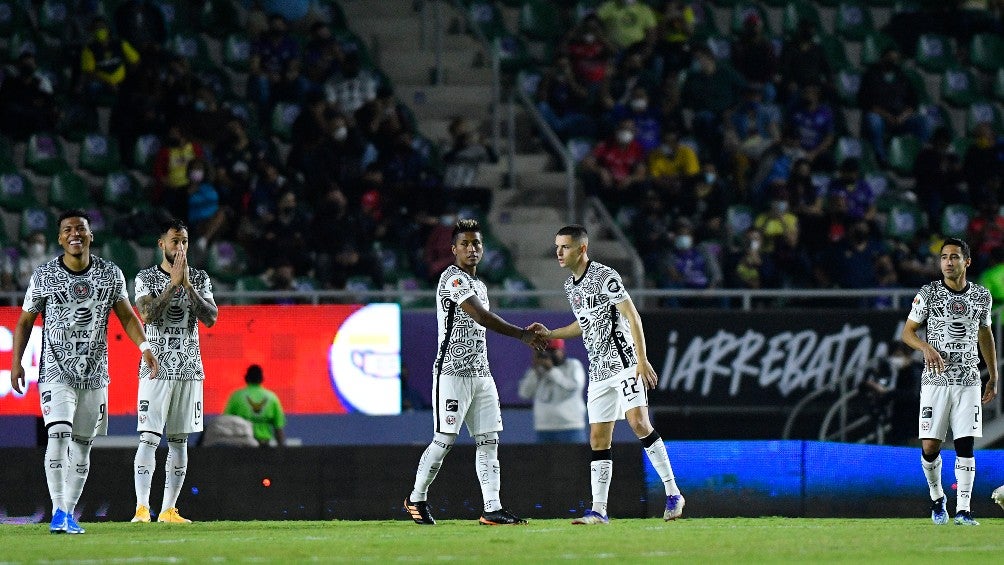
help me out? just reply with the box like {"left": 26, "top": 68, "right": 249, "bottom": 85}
{"left": 444, "top": 273, "right": 476, "bottom": 305}
{"left": 198, "top": 270, "right": 214, "bottom": 300}
{"left": 134, "top": 272, "right": 150, "bottom": 301}
{"left": 981, "top": 294, "right": 993, "bottom": 327}
{"left": 21, "top": 271, "right": 45, "bottom": 313}
{"left": 907, "top": 288, "right": 928, "bottom": 323}
{"left": 601, "top": 268, "right": 629, "bottom": 305}
{"left": 113, "top": 266, "right": 128, "bottom": 304}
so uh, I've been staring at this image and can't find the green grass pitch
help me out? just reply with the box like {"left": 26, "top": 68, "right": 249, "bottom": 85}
{"left": 2, "top": 518, "right": 1003, "bottom": 562}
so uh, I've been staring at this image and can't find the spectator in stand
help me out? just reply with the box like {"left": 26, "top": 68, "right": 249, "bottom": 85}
{"left": 631, "top": 189, "right": 673, "bottom": 267}
{"left": 562, "top": 14, "right": 616, "bottom": 90}
{"left": 248, "top": 158, "right": 292, "bottom": 234}
{"left": 79, "top": 16, "right": 141, "bottom": 102}
{"left": 248, "top": 13, "right": 301, "bottom": 118}
{"left": 826, "top": 158, "right": 876, "bottom": 223}
{"left": 979, "top": 247, "right": 1004, "bottom": 315}
{"left": 422, "top": 211, "right": 460, "bottom": 283}
{"left": 786, "top": 159, "right": 826, "bottom": 255}
{"left": 314, "top": 111, "right": 378, "bottom": 202}
{"left": 730, "top": 13, "right": 777, "bottom": 102}
{"left": 681, "top": 46, "right": 745, "bottom": 167}
{"left": 601, "top": 51, "right": 661, "bottom": 112}
{"left": 0, "top": 231, "right": 53, "bottom": 294}
{"left": 788, "top": 83, "right": 836, "bottom": 171}
{"left": 113, "top": 0, "right": 167, "bottom": 58}
{"left": 442, "top": 117, "right": 497, "bottom": 212}
{"left": 755, "top": 186, "right": 811, "bottom": 287}
{"left": 648, "top": 130, "right": 699, "bottom": 201}
{"left": 355, "top": 84, "right": 410, "bottom": 152}
{"left": 0, "top": 52, "right": 58, "bottom": 141}
{"left": 658, "top": 219, "right": 719, "bottom": 306}
{"left": 857, "top": 46, "right": 928, "bottom": 168}
{"left": 310, "top": 187, "right": 384, "bottom": 289}
{"left": 261, "top": 191, "right": 312, "bottom": 275}
{"left": 185, "top": 159, "right": 229, "bottom": 254}
{"left": 517, "top": 338, "right": 588, "bottom": 444}
{"left": 535, "top": 54, "right": 597, "bottom": 141}
{"left": 381, "top": 129, "right": 440, "bottom": 217}
{"left": 607, "top": 86, "right": 662, "bottom": 152}
{"left": 778, "top": 19, "right": 832, "bottom": 108}
{"left": 725, "top": 84, "right": 782, "bottom": 186}
{"left": 962, "top": 121, "right": 1004, "bottom": 203}
{"left": 214, "top": 118, "right": 267, "bottom": 217}
{"left": 323, "top": 51, "right": 380, "bottom": 115}
{"left": 683, "top": 162, "right": 729, "bottom": 240}
{"left": 655, "top": 75, "right": 687, "bottom": 135}
{"left": 892, "top": 229, "right": 940, "bottom": 289}
{"left": 579, "top": 119, "right": 647, "bottom": 209}
{"left": 653, "top": 0, "right": 695, "bottom": 80}
{"left": 153, "top": 124, "right": 205, "bottom": 215}
{"left": 596, "top": 0, "right": 658, "bottom": 56}
{"left": 288, "top": 91, "right": 330, "bottom": 176}
{"left": 818, "top": 220, "right": 895, "bottom": 306}
{"left": 750, "top": 126, "right": 804, "bottom": 207}
{"left": 967, "top": 197, "right": 1004, "bottom": 274}
{"left": 302, "top": 21, "right": 344, "bottom": 94}
{"left": 913, "top": 126, "right": 966, "bottom": 228}
{"left": 109, "top": 63, "right": 166, "bottom": 166}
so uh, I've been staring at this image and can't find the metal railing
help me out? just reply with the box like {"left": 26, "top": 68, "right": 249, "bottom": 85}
{"left": 510, "top": 87, "right": 577, "bottom": 223}
{"left": 586, "top": 197, "right": 646, "bottom": 289}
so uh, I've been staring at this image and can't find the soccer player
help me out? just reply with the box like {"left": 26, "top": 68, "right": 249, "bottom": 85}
{"left": 131, "top": 219, "right": 218, "bottom": 524}
{"left": 902, "top": 237, "right": 998, "bottom": 526}
{"left": 531, "top": 224, "right": 684, "bottom": 524}
{"left": 10, "top": 210, "right": 159, "bottom": 534}
{"left": 404, "top": 218, "right": 548, "bottom": 526}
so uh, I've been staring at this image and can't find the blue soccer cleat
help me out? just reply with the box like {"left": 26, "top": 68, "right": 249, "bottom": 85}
{"left": 930, "top": 496, "right": 948, "bottom": 525}
{"left": 664, "top": 494, "right": 686, "bottom": 521}
{"left": 65, "top": 513, "right": 85, "bottom": 534}
{"left": 571, "top": 509, "right": 609, "bottom": 525}
{"left": 49, "top": 508, "right": 68, "bottom": 534}
{"left": 953, "top": 510, "right": 979, "bottom": 526}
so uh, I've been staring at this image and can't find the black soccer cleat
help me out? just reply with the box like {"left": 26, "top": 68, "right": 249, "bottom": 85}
{"left": 479, "top": 508, "right": 527, "bottom": 525}
{"left": 404, "top": 498, "right": 436, "bottom": 525}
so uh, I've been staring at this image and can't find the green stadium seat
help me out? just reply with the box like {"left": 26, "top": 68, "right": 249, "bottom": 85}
{"left": 573, "top": 0, "right": 601, "bottom": 21}
{"left": 730, "top": 2, "right": 771, "bottom": 36}
{"left": 101, "top": 237, "right": 139, "bottom": 280}
{"left": 940, "top": 204, "right": 975, "bottom": 239}
{"left": 903, "top": 67, "right": 931, "bottom": 105}
{"left": 270, "top": 102, "right": 300, "bottom": 143}
{"left": 782, "top": 1, "right": 821, "bottom": 39}
{"left": 49, "top": 171, "right": 91, "bottom": 210}
{"left": 0, "top": 0, "right": 29, "bottom": 37}
{"left": 19, "top": 206, "right": 54, "bottom": 240}
{"left": 887, "top": 135, "right": 920, "bottom": 176}
{"left": 940, "top": 67, "right": 978, "bottom": 108}
{"left": 835, "top": 66, "right": 862, "bottom": 106}
{"left": 885, "top": 202, "right": 923, "bottom": 241}
{"left": 158, "top": 0, "right": 192, "bottom": 35}
{"left": 223, "top": 33, "right": 251, "bottom": 72}
{"left": 0, "top": 136, "right": 15, "bottom": 173}
{"left": 918, "top": 103, "right": 955, "bottom": 138}
{"left": 519, "top": 0, "right": 563, "bottom": 42}
{"left": 6, "top": 29, "right": 38, "bottom": 62}
{"left": 970, "top": 33, "right": 1004, "bottom": 72}
{"left": 516, "top": 67, "right": 543, "bottom": 98}
{"left": 725, "top": 204, "right": 755, "bottom": 246}
{"left": 835, "top": 1, "right": 873, "bottom": 42}
{"left": 58, "top": 101, "right": 100, "bottom": 143}
{"left": 197, "top": 0, "right": 242, "bottom": 37}
{"left": 834, "top": 136, "right": 878, "bottom": 173}
{"left": 234, "top": 275, "right": 269, "bottom": 305}
{"left": 860, "top": 32, "right": 896, "bottom": 67}
{"left": 102, "top": 170, "right": 145, "bottom": 211}
{"left": 705, "top": 33, "right": 733, "bottom": 61}
{"left": 79, "top": 133, "right": 122, "bottom": 176}
{"left": 37, "top": 0, "right": 69, "bottom": 37}
{"left": 132, "top": 134, "right": 161, "bottom": 173}
{"left": 915, "top": 33, "right": 956, "bottom": 73}
{"left": 0, "top": 172, "right": 37, "bottom": 212}
{"left": 26, "top": 133, "right": 69, "bottom": 176}
{"left": 206, "top": 240, "right": 247, "bottom": 283}
{"left": 170, "top": 32, "right": 213, "bottom": 71}
{"left": 691, "top": 2, "right": 719, "bottom": 40}
{"left": 967, "top": 101, "right": 1004, "bottom": 134}
{"left": 499, "top": 272, "right": 541, "bottom": 309}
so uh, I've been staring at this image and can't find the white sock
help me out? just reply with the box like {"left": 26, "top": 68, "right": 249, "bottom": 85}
{"left": 65, "top": 436, "right": 93, "bottom": 515}
{"left": 134, "top": 432, "right": 159, "bottom": 508}
{"left": 921, "top": 454, "right": 945, "bottom": 501}
{"left": 643, "top": 437, "right": 680, "bottom": 496}
{"left": 954, "top": 457, "right": 975, "bottom": 512}
{"left": 44, "top": 424, "right": 71, "bottom": 514}
{"left": 590, "top": 458, "right": 612, "bottom": 515}
{"left": 475, "top": 433, "right": 501, "bottom": 513}
{"left": 162, "top": 435, "right": 189, "bottom": 511}
{"left": 410, "top": 433, "right": 455, "bottom": 502}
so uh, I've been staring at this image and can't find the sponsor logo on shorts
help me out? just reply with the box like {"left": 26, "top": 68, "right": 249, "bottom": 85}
{"left": 139, "top": 414, "right": 147, "bottom": 424}
{"left": 446, "top": 415, "right": 456, "bottom": 425}
{"left": 43, "top": 406, "right": 51, "bottom": 416}
{"left": 921, "top": 407, "right": 933, "bottom": 418}
{"left": 139, "top": 400, "right": 149, "bottom": 412}
{"left": 41, "top": 391, "right": 51, "bottom": 404}
{"left": 446, "top": 399, "right": 458, "bottom": 412}
{"left": 921, "top": 422, "right": 931, "bottom": 431}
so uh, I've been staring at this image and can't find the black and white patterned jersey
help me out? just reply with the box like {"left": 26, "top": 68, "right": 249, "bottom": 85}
{"left": 564, "top": 261, "right": 636, "bottom": 383}
{"left": 433, "top": 265, "right": 492, "bottom": 378}
{"left": 22, "top": 255, "right": 128, "bottom": 389}
{"left": 908, "top": 280, "right": 993, "bottom": 386}
{"left": 134, "top": 266, "right": 214, "bottom": 381}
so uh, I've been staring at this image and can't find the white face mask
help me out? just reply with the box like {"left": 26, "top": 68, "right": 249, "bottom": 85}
{"left": 749, "top": 239, "right": 761, "bottom": 251}
{"left": 29, "top": 242, "right": 45, "bottom": 256}
{"left": 333, "top": 126, "right": 348, "bottom": 141}
{"left": 616, "top": 130, "right": 634, "bottom": 144}
{"left": 704, "top": 172, "right": 717, "bottom": 184}
{"left": 675, "top": 235, "right": 693, "bottom": 250}
{"left": 630, "top": 98, "right": 648, "bottom": 112}
{"left": 583, "top": 33, "right": 596, "bottom": 43}
{"left": 189, "top": 170, "right": 205, "bottom": 183}
{"left": 660, "top": 144, "right": 674, "bottom": 155}
{"left": 772, "top": 200, "right": 788, "bottom": 213}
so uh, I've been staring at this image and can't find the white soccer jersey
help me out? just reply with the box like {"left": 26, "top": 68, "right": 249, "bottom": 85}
{"left": 564, "top": 261, "right": 636, "bottom": 383}
{"left": 134, "top": 266, "right": 213, "bottom": 381}
{"left": 908, "top": 280, "right": 993, "bottom": 386}
{"left": 433, "top": 265, "right": 491, "bottom": 378}
{"left": 22, "top": 255, "right": 128, "bottom": 389}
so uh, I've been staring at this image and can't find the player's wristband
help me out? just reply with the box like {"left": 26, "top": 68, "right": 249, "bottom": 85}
{"left": 139, "top": 341, "right": 151, "bottom": 353}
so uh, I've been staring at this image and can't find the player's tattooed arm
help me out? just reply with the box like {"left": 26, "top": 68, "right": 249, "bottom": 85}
{"left": 136, "top": 286, "right": 177, "bottom": 324}
{"left": 186, "top": 288, "right": 218, "bottom": 327}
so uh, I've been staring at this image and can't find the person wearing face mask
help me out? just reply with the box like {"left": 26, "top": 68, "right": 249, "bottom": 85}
{"left": 186, "top": 159, "right": 229, "bottom": 254}
{"left": 79, "top": 16, "right": 140, "bottom": 101}
{"left": 659, "top": 220, "right": 717, "bottom": 307}
{"left": 608, "top": 86, "right": 661, "bottom": 152}
{"left": 825, "top": 157, "right": 876, "bottom": 223}
{"left": 647, "top": 130, "right": 700, "bottom": 197}
{"left": 0, "top": 231, "right": 52, "bottom": 295}
{"left": 961, "top": 121, "right": 1004, "bottom": 202}
{"left": 653, "top": 0, "right": 695, "bottom": 80}
{"left": 562, "top": 14, "right": 614, "bottom": 87}
{"left": 857, "top": 46, "right": 929, "bottom": 168}
{"left": 579, "top": 119, "right": 647, "bottom": 209}
{"left": 681, "top": 46, "right": 745, "bottom": 165}
{"left": 153, "top": 124, "right": 205, "bottom": 209}
{"left": 535, "top": 54, "right": 597, "bottom": 141}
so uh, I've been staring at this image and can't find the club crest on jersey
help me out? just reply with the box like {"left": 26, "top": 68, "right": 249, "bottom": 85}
{"left": 451, "top": 278, "right": 463, "bottom": 288}
{"left": 71, "top": 280, "right": 91, "bottom": 299}
{"left": 947, "top": 298, "right": 968, "bottom": 316}
{"left": 572, "top": 293, "right": 583, "bottom": 310}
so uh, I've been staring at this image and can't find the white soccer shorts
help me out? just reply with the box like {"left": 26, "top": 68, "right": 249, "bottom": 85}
{"left": 433, "top": 373, "right": 502, "bottom": 437}
{"left": 137, "top": 378, "right": 205, "bottom": 435}
{"left": 38, "top": 382, "right": 108, "bottom": 437}
{"left": 587, "top": 366, "right": 648, "bottom": 424}
{"left": 919, "top": 384, "right": 982, "bottom": 441}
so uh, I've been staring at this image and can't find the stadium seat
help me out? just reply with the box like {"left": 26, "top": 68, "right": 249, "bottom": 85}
{"left": 705, "top": 33, "right": 733, "bottom": 61}
{"left": 725, "top": 204, "right": 754, "bottom": 246}
{"left": 197, "top": 0, "right": 242, "bottom": 37}
{"left": 26, "top": 133, "right": 69, "bottom": 176}
{"left": 37, "top": 0, "right": 69, "bottom": 37}
{"left": 519, "top": 0, "right": 563, "bottom": 42}
{"left": 395, "top": 276, "right": 435, "bottom": 308}
{"left": 516, "top": 68, "right": 543, "bottom": 98}
{"left": 887, "top": 135, "right": 920, "bottom": 176}
{"left": 223, "top": 33, "right": 251, "bottom": 72}
{"left": 206, "top": 240, "right": 247, "bottom": 283}
{"left": 0, "top": 0, "right": 29, "bottom": 37}
{"left": 195, "top": 67, "right": 233, "bottom": 99}
{"left": 860, "top": 32, "right": 896, "bottom": 67}
{"left": 966, "top": 101, "right": 1004, "bottom": 134}
{"left": 994, "top": 69, "right": 1004, "bottom": 103}
{"left": 102, "top": 170, "right": 145, "bottom": 211}
{"left": 820, "top": 34, "right": 850, "bottom": 70}
{"left": 915, "top": 34, "right": 956, "bottom": 73}
{"left": 834, "top": 136, "right": 878, "bottom": 173}
{"left": 19, "top": 206, "right": 54, "bottom": 240}
{"left": 169, "top": 32, "right": 213, "bottom": 71}
{"left": 0, "top": 136, "right": 16, "bottom": 173}
{"left": 234, "top": 275, "right": 269, "bottom": 305}
{"left": 467, "top": 0, "right": 509, "bottom": 40}
{"left": 0, "top": 172, "right": 37, "bottom": 212}
{"left": 903, "top": 67, "right": 931, "bottom": 105}
{"left": 781, "top": 1, "right": 821, "bottom": 39}
{"left": 158, "top": 0, "right": 192, "bottom": 35}
{"left": 566, "top": 137, "right": 595, "bottom": 166}
{"left": 332, "top": 29, "right": 375, "bottom": 67}
{"left": 969, "top": 32, "right": 1004, "bottom": 72}
{"left": 79, "top": 133, "right": 122, "bottom": 176}
{"left": 730, "top": 2, "right": 771, "bottom": 36}
{"left": 884, "top": 202, "right": 924, "bottom": 241}
{"left": 270, "top": 102, "right": 300, "bottom": 142}
{"left": 939, "top": 67, "right": 978, "bottom": 108}
{"left": 49, "top": 171, "right": 91, "bottom": 210}
{"left": 690, "top": 1, "right": 719, "bottom": 40}
{"left": 918, "top": 103, "right": 955, "bottom": 139}
{"left": 132, "top": 134, "right": 161, "bottom": 173}
{"left": 573, "top": 0, "right": 601, "bottom": 21}
{"left": 835, "top": 1, "right": 873, "bottom": 42}
{"left": 835, "top": 66, "right": 862, "bottom": 107}
{"left": 101, "top": 237, "right": 139, "bottom": 280}
{"left": 58, "top": 101, "right": 100, "bottom": 143}
{"left": 940, "top": 204, "right": 974, "bottom": 238}
{"left": 499, "top": 272, "right": 541, "bottom": 309}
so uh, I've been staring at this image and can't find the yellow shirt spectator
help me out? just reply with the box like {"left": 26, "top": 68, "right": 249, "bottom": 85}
{"left": 648, "top": 142, "right": 699, "bottom": 179}
{"left": 597, "top": 1, "right": 658, "bottom": 51}
{"left": 81, "top": 33, "right": 140, "bottom": 87}
{"left": 754, "top": 209, "right": 798, "bottom": 253}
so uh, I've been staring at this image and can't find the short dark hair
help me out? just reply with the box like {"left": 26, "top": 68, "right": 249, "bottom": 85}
{"left": 245, "top": 364, "right": 264, "bottom": 385}
{"left": 556, "top": 224, "right": 588, "bottom": 241}
{"left": 940, "top": 238, "right": 971, "bottom": 259}
{"left": 57, "top": 210, "right": 90, "bottom": 228}
{"left": 160, "top": 218, "right": 188, "bottom": 237}
{"left": 451, "top": 218, "right": 481, "bottom": 243}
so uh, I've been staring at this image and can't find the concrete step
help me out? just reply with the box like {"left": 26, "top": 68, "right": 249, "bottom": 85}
{"left": 397, "top": 84, "right": 492, "bottom": 120}
{"left": 351, "top": 16, "right": 477, "bottom": 52}
{"left": 341, "top": 0, "right": 418, "bottom": 19}
{"left": 513, "top": 170, "right": 570, "bottom": 192}
{"left": 382, "top": 50, "right": 491, "bottom": 86}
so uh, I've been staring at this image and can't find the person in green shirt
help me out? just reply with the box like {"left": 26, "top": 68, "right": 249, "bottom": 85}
{"left": 979, "top": 247, "right": 1004, "bottom": 317}
{"left": 223, "top": 365, "right": 286, "bottom": 447}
